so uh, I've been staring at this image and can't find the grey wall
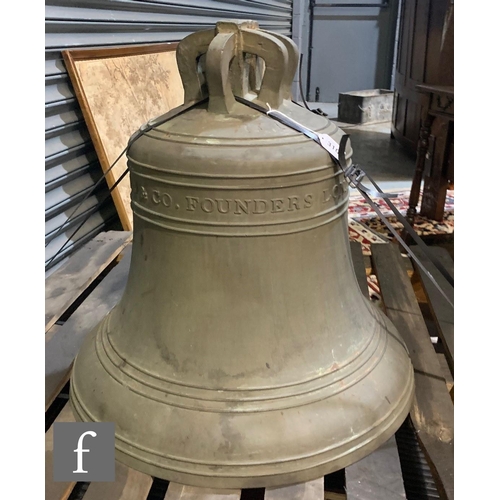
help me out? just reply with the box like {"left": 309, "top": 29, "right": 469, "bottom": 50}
{"left": 304, "top": 0, "right": 400, "bottom": 103}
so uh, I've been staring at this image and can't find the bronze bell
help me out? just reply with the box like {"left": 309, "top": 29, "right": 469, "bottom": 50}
{"left": 70, "top": 20, "right": 415, "bottom": 488}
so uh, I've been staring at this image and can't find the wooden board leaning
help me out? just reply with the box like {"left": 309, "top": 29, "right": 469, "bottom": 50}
{"left": 62, "top": 44, "right": 185, "bottom": 230}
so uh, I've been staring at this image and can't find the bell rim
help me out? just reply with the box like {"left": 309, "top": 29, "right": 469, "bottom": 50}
{"left": 70, "top": 368, "right": 414, "bottom": 488}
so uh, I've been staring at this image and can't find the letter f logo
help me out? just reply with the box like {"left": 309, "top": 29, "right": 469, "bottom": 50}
{"left": 73, "top": 430, "right": 97, "bottom": 473}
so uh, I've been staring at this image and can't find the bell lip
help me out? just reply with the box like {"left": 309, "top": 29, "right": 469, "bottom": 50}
{"left": 69, "top": 370, "right": 414, "bottom": 489}
{"left": 93, "top": 303, "right": 389, "bottom": 413}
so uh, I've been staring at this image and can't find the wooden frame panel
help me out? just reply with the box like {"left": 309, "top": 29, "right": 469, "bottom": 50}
{"left": 63, "top": 43, "right": 184, "bottom": 230}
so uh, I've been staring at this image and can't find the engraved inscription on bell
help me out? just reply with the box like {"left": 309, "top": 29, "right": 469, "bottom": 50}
{"left": 135, "top": 185, "right": 316, "bottom": 215}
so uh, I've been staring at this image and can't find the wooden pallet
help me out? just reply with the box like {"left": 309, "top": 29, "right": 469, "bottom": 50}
{"left": 45, "top": 231, "right": 454, "bottom": 500}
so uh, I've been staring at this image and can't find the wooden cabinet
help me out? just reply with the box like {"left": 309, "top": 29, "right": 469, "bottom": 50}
{"left": 407, "top": 84, "right": 454, "bottom": 223}
{"left": 393, "top": 0, "right": 454, "bottom": 222}
{"left": 392, "top": 0, "right": 454, "bottom": 152}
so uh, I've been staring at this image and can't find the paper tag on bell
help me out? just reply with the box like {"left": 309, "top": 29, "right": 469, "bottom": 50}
{"left": 317, "top": 133, "right": 340, "bottom": 160}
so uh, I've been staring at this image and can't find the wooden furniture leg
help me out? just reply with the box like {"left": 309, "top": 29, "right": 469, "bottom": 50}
{"left": 420, "top": 119, "right": 452, "bottom": 221}
{"left": 406, "top": 113, "right": 433, "bottom": 227}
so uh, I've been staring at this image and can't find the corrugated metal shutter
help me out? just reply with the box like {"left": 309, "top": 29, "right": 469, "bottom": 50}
{"left": 45, "top": 0, "right": 293, "bottom": 272}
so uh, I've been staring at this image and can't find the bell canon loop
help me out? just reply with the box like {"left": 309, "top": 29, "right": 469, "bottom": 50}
{"left": 70, "top": 20, "right": 415, "bottom": 488}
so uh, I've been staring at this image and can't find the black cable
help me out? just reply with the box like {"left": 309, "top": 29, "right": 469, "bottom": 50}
{"left": 45, "top": 98, "right": 209, "bottom": 271}
{"left": 299, "top": 53, "right": 327, "bottom": 116}
{"left": 45, "top": 148, "right": 128, "bottom": 247}
{"left": 299, "top": 54, "right": 312, "bottom": 112}
{"left": 47, "top": 98, "right": 208, "bottom": 250}
{"left": 45, "top": 167, "right": 129, "bottom": 270}
{"left": 306, "top": 0, "right": 316, "bottom": 101}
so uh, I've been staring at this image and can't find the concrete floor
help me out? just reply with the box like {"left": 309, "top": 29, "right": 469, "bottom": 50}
{"left": 307, "top": 102, "right": 416, "bottom": 192}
